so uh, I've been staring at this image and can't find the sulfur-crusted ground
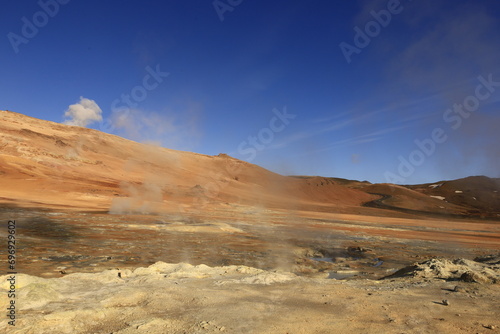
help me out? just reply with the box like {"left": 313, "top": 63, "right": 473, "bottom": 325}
{"left": 1, "top": 258, "right": 499, "bottom": 334}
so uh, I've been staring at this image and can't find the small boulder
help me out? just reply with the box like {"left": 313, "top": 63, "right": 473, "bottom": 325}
{"left": 460, "top": 271, "right": 490, "bottom": 283}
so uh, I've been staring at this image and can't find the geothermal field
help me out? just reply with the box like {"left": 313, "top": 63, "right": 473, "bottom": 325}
{"left": 0, "top": 110, "right": 499, "bottom": 333}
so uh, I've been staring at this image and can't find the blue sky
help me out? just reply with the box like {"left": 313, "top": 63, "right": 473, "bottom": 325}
{"left": 2, "top": 0, "right": 500, "bottom": 184}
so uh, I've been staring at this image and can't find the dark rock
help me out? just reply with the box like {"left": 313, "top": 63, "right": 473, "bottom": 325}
{"left": 347, "top": 246, "right": 369, "bottom": 253}
{"left": 460, "top": 271, "right": 489, "bottom": 283}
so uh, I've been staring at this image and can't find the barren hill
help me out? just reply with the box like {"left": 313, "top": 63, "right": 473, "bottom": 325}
{"left": 0, "top": 110, "right": 376, "bottom": 213}
{"left": 1, "top": 110, "right": 498, "bottom": 219}
{"left": 407, "top": 176, "right": 500, "bottom": 217}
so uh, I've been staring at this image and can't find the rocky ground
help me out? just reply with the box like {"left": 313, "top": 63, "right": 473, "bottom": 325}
{"left": 1, "top": 205, "right": 499, "bottom": 333}
{"left": 1, "top": 257, "right": 499, "bottom": 334}
{"left": 2, "top": 205, "right": 499, "bottom": 279}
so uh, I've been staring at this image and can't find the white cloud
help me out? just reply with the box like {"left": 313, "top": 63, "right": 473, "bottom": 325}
{"left": 63, "top": 97, "right": 103, "bottom": 127}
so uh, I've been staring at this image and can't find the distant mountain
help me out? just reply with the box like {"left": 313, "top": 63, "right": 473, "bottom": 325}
{"left": 406, "top": 176, "right": 500, "bottom": 217}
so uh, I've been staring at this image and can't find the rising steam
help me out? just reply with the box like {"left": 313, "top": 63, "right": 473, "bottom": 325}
{"left": 63, "top": 97, "right": 103, "bottom": 127}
